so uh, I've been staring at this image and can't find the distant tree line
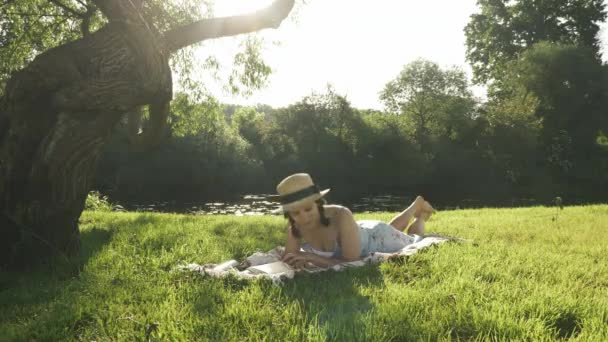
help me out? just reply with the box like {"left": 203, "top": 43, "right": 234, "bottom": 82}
{"left": 94, "top": 0, "right": 608, "bottom": 207}
{"left": 96, "top": 54, "right": 608, "bottom": 207}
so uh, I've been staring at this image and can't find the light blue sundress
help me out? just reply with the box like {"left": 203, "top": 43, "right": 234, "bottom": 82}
{"left": 301, "top": 220, "right": 420, "bottom": 258}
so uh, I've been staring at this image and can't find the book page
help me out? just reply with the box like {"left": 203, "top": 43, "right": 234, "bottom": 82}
{"left": 248, "top": 261, "right": 294, "bottom": 274}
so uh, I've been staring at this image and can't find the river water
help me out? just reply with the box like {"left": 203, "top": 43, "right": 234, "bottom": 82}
{"left": 118, "top": 194, "right": 421, "bottom": 215}
{"left": 116, "top": 193, "right": 553, "bottom": 214}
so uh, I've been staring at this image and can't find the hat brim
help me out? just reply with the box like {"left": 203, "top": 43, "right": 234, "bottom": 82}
{"left": 279, "top": 188, "right": 330, "bottom": 212}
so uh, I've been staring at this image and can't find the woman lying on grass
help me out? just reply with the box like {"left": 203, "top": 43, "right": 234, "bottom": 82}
{"left": 276, "top": 173, "right": 434, "bottom": 269}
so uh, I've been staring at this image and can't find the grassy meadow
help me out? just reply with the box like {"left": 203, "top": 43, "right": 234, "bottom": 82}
{"left": 1, "top": 205, "right": 607, "bottom": 341}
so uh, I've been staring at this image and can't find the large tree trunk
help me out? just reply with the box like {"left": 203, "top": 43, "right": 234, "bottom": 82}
{"left": 0, "top": 21, "right": 172, "bottom": 269}
{"left": 0, "top": 0, "right": 294, "bottom": 270}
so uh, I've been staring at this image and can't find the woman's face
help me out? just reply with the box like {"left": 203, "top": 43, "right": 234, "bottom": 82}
{"left": 288, "top": 201, "right": 319, "bottom": 230}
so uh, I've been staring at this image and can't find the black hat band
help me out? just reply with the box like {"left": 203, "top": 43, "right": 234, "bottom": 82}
{"left": 279, "top": 185, "right": 321, "bottom": 204}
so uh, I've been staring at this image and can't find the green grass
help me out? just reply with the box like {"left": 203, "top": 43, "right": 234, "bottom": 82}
{"left": 1, "top": 205, "right": 607, "bottom": 341}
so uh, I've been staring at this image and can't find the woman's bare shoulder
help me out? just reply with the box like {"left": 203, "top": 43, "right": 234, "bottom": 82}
{"left": 324, "top": 204, "right": 353, "bottom": 219}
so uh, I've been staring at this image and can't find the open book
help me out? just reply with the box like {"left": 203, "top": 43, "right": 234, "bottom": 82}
{"left": 212, "top": 260, "right": 240, "bottom": 271}
{"left": 211, "top": 258, "right": 327, "bottom": 275}
{"left": 247, "top": 261, "right": 294, "bottom": 275}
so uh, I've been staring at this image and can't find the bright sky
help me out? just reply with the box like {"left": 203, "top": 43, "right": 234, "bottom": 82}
{"left": 199, "top": 0, "right": 608, "bottom": 110}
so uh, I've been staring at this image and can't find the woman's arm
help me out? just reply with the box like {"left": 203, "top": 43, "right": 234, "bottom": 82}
{"left": 335, "top": 206, "right": 361, "bottom": 262}
{"left": 282, "top": 251, "right": 342, "bottom": 268}
{"left": 284, "top": 225, "right": 300, "bottom": 254}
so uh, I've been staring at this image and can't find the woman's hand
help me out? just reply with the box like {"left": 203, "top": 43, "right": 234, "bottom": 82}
{"left": 282, "top": 252, "right": 310, "bottom": 269}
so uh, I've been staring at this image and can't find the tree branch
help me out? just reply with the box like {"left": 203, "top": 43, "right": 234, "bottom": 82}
{"left": 129, "top": 100, "right": 171, "bottom": 152}
{"left": 80, "top": 5, "right": 97, "bottom": 36}
{"left": 48, "top": 0, "right": 85, "bottom": 17}
{"left": 163, "top": 0, "right": 295, "bottom": 53}
{"left": 46, "top": 0, "right": 97, "bottom": 36}
{"left": 74, "top": 0, "right": 88, "bottom": 7}
{"left": 4, "top": 12, "right": 73, "bottom": 18}
{"left": 90, "top": 0, "right": 143, "bottom": 22}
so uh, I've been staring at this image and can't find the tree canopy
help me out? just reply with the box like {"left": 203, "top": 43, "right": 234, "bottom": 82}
{"left": 464, "top": 0, "right": 606, "bottom": 84}
{"left": 380, "top": 59, "right": 476, "bottom": 151}
{"left": 0, "top": 0, "right": 293, "bottom": 98}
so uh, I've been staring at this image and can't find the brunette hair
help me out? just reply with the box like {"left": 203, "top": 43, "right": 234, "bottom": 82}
{"left": 284, "top": 198, "right": 330, "bottom": 238}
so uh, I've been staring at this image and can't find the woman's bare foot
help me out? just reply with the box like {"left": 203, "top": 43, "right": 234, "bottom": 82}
{"left": 414, "top": 198, "right": 434, "bottom": 219}
{"left": 388, "top": 196, "right": 433, "bottom": 232}
{"left": 407, "top": 217, "right": 425, "bottom": 235}
{"left": 413, "top": 195, "right": 425, "bottom": 208}
{"left": 405, "top": 197, "right": 434, "bottom": 235}
{"left": 412, "top": 196, "right": 426, "bottom": 215}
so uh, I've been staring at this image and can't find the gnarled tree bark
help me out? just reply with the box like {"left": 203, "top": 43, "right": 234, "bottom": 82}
{"left": 0, "top": 0, "right": 295, "bottom": 270}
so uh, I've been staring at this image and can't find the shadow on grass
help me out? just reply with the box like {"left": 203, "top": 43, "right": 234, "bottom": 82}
{"left": 0, "top": 223, "right": 115, "bottom": 293}
{"left": 1, "top": 213, "right": 264, "bottom": 340}
{"left": 277, "top": 265, "right": 385, "bottom": 340}
{"left": 184, "top": 246, "right": 457, "bottom": 340}
{"left": 78, "top": 226, "right": 114, "bottom": 266}
{"left": 184, "top": 264, "right": 387, "bottom": 340}
{"left": 0, "top": 220, "right": 123, "bottom": 339}
{"left": 0, "top": 222, "right": 116, "bottom": 286}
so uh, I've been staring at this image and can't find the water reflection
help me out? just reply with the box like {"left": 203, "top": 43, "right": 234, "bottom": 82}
{"left": 119, "top": 194, "right": 547, "bottom": 215}
{"left": 350, "top": 195, "right": 410, "bottom": 212}
{"left": 122, "top": 194, "right": 281, "bottom": 216}
{"left": 120, "top": 194, "right": 415, "bottom": 215}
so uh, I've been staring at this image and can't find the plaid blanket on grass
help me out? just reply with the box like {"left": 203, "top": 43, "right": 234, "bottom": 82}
{"left": 179, "top": 234, "right": 463, "bottom": 285}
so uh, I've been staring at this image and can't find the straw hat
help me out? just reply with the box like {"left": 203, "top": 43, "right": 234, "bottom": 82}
{"left": 274, "top": 173, "right": 330, "bottom": 211}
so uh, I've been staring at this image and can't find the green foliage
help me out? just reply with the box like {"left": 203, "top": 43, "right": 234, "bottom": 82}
{"left": 267, "top": 87, "right": 371, "bottom": 193}
{"left": 96, "top": 70, "right": 608, "bottom": 205}
{"left": 143, "top": 0, "right": 211, "bottom": 33}
{"left": 380, "top": 59, "right": 477, "bottom": 152}
{"left": 84, "top": 191, "right": 115, "bottom": 212}
{"left": 0, "top": 0, "right": 103, "bottom": 84}
{"left": 227, "top": 36, "right": 273, "bottom": 96}
{"left": 231, "top": 106, "right": 267, "bottom": 144}
{"left": 510, "top": 42, "right": 607, "bottom": 149}
{"left": 358, "top": 112, "right": 427, "bottom": 191}
{"left": 169, "top": 92, "right": 225, "bottom": 138}
{"left": 1, "top": 206, "right": 608, "bottom": 340}
{"left": 598, "top": 131, "right": 608, "bottom": 146}
{"left": 486, "top": 42, "right": 608, "bottom": 190}
{"left": 0, "top": 0, "right": 282, "bottom": 103}
{"left": 97, "top": 93, "right": 266, "bottom": 200}
{"left": 465, "top": 0, "right": 607, "bottom": 84}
